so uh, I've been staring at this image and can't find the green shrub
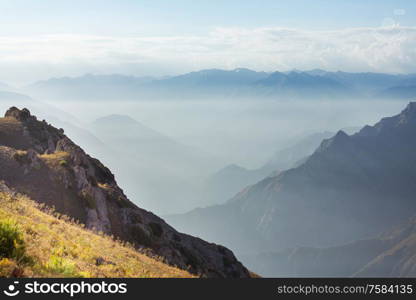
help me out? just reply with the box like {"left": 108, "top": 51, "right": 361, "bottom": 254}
{"left": 45, "top": 255, "right": 78, "bottom": 277}
{"left": 0, "top": 258, "right": 18, "bottom": 277}
{"left": 0, "top": 219, "right": 26, "bottom": 262}
{"left": 59, "top": 160, "right": 68, "bottom": 167}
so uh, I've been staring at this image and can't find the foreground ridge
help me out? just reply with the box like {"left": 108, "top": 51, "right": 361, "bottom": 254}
{"left": 0, "top": 184, "right": 194, "bottom": 278}
{"left": 0, "top": 107, "right": 250, "bottom": 278}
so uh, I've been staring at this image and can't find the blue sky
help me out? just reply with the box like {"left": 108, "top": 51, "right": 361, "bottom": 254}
{"left": 0, "top": 0, "right": 415, "bottom": 84}
{"left": 1, "top": 0, "right": 415, "bottom": 35}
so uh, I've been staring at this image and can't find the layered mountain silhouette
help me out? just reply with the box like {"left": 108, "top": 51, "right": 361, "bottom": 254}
{"left": 0, "top": 90, "right": 33, "bottom": 102}
{"left": 0, "top": 107, "right": 250, "bottom": 278}
{"left": 242, "top": 215, "right": 416, "bottom": 277}
{"left": 89, "top": 114, "right": 221, "bottom": 214}
{"left": 24, "top": 69, "right": 416, "bottom": 101}
{"left": 167, "top": 102, "right": 416, "bottom": 261}
{"left": 203, "top": 131, "right": 335, "bottom": 206}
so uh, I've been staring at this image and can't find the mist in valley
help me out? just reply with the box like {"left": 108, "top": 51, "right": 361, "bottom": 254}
{"left": 1, "top": 75, "right": 416, "bottom": 277}
{"left": 2, "top": 0, "right": 416, "bottom": 280}
{"left": 0, "top": 94, "right": 408, "bottom": 216}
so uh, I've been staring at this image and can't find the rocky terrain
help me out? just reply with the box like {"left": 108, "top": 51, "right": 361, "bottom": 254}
{"left": 0, "top": 107, "right": 250, "bottom": 278}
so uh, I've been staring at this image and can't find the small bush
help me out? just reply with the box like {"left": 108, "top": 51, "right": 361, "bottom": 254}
{"left": 0, "top": 258, "right": 17, "bottom": 277}
{"left": 59, "top": 160, "right": 68, "bottom": 167}
{"left": 45, "top": 255, "right": 78, "bottom": 277}
{"left": 0, "top": 219, "right": 26, "bottom": 262}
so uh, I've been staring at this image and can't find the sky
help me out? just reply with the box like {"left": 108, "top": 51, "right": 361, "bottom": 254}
{"left": 0, "top": 0, "right": 415, "bottom": 85}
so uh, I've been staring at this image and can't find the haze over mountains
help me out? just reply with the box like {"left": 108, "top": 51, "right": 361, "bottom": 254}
{"left": 23, "top": 69, "right": 416, "bottom": 101}
{"left": 242, "top": 215, "right": 416, "bottom": 277}
{"left": 167, "top": 102, "right": 416, "bottom": 276}
{"left": 203, "top": 131, "right": 336, "bottom": 205}
{"left": 0, "top": 107, "right": 250, "bottom": 278}
{"left": 2, "top": 67, "right": 416, "bottom": 277}
{"left": 88, "top": 114, "right": 222, "bottom": 213}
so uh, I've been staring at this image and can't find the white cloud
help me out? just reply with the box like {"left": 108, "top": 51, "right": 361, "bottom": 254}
{"left": 0, "top": 26, "right": 416, "bottom": 84}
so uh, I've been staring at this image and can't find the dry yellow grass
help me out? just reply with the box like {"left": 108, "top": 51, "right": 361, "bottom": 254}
{"left": 0, "top": 191, "right": 194, "bottom": 278}
{"left": 38, "top": 151, "right": 70, "bottom": 168}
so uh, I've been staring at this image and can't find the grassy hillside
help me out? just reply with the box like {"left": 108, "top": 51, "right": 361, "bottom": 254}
{"left": 0, "top": 189, "right": 194, "bottom": 278}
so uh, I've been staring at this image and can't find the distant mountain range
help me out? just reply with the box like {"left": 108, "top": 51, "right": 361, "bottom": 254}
{"left": 88, "top": 114, "right": 223, "bottom": 214}
{"left": 0, "top": 107, "right": 250, "bottom": 278}
{"left": 0, "top": 90, "right": 77, "bottom": 124}
{"left": 166, "top": 102, "right": 416, "bottom": 276}
{"left": 202, "top": 129, "right": 363, "bottom": 206}
{"left": 0, "top": 90, "right": 32, "bottom": 102}
{"left": 0, "top": 88, "right": 225, "bottom": 215}
{"left": 0, "top": 82, "right": 14, "bottom": 91}
{"left": 23, "top": 69, "right": 416, "bottom": 101}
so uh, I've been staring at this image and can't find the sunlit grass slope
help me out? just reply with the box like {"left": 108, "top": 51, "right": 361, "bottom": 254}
{"left": 0, "top": 191, "right": 194, "bottom": 278}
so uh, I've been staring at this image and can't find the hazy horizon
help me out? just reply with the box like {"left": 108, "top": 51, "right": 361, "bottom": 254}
{"left": 0, "top": 0, "right": 416, "bottom": 85}
{"left": 1, "top": 0, "right": 416, "bottom": 279}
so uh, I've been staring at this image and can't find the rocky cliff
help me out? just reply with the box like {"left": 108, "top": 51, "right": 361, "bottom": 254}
{"left": 0, "top": 107, "right": 249, "bottom": 278}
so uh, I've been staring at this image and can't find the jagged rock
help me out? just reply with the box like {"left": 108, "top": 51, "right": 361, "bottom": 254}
{"left": 0, "top": 107, "right": 249, "bottom": 278}
{"left": 26, "top": 149, "right": 41, "bottom": 169}
{"left": 5, "top": 107, "right": 34, "bottom": 122}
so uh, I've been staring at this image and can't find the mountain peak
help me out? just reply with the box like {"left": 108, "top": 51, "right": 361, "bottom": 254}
{"left": 401, "top": 101, "right": 416, "bottom": 120}
{"left": 364, "top": 101, "right": 416, "bottom": 135}
{"left": 5, "top": 107, "right": 34, "bottom": 122}
{"left": 316, "top": 130, "right": 350, "bottom": 153}
{"left": 0, "top": 108, "right": 250, "bottom": 278}
{"left": 94, "top": 114, "right": 138, "bottom": 125}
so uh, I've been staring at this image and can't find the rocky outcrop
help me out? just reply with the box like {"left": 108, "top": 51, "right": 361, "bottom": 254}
{"left": 0, "top": 107, "right": 250, "bottom": 278}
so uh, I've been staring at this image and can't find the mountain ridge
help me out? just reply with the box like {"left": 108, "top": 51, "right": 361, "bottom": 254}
{"left": 23, "top": 69, "right": 416, "bottom": 101}
{"left": 241, "top": 214, "right": 416, "bottom": 277}
{"left": 167, "top": 102, "right": 416, "bottom": 262}
{"left": 0, "top": 106, "right": 250, "bottom": 278}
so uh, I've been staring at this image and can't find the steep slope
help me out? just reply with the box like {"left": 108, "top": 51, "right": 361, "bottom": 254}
{"left": 202, "top": 164, "right": 268, "bottom": 206}
{"left": 0, "top": 107, "right": 249, "bottom": 278}
{"left": 0, "top": 184, "right": 193, "bottom": 278}
{"left": 242, "top": 215, "right": 416, "bottom": 277}
{"left": 355, "top": 216, "right": 416, "bottom": 277}
{"left": 265, "top": 131, "right": 335, "bottom": 171}
{"left": 167, "top": 102, "right": 416, "bottom": 256}
{"left": 202, "top": 131, "right": 335, "bottom": 206}
{"left": 89, "top": 114, "right": 221, "bottom": 214}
